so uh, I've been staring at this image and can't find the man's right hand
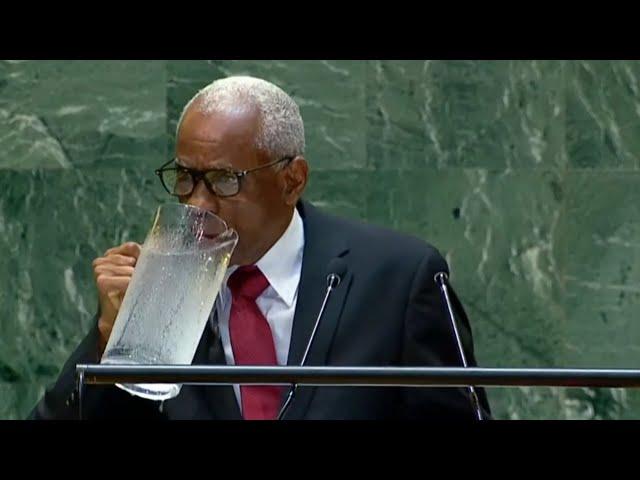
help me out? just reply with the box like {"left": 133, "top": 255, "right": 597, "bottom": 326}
{"left": 92, "top": 242, "right": 141, "bottom": 355}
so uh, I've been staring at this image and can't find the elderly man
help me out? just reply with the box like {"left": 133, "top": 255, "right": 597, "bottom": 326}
{"left": 30, "top": 76, "right": 491, "bottom": 420}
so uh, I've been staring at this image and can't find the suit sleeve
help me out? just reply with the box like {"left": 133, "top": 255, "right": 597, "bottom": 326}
{"left": 28, "top": 316, "right": 103, "bottom": 419}
{"left": 400, "top": 248, "right": 492, "bottom": 420}
{"left": 28, "top": 314, "right": 161, "bottom": 420}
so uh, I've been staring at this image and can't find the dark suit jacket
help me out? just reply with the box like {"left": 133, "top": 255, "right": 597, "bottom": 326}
{"left": 30, "top": 200, "right": 491, "bottom": 420}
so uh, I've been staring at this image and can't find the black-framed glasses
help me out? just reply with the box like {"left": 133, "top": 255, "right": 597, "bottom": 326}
{"left": 155, "top": 156, "right": 294, "bottom": 198}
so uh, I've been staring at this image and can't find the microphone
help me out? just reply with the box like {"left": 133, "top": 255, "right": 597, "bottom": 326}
{"left": 277, "top": 258, "right": 348, "bottom": 420}
{"left": 434, "top": 271, "right": 485, "bottom": 421}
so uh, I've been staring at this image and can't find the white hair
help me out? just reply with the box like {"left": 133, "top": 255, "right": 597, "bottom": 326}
{"left": 177, "top": 76, "right": 305, "bottom": 161}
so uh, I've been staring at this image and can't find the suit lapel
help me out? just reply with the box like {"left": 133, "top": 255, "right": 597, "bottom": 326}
{"left": 163, "top": 314, "right": 242, "bottom": 420}
{"left": 283, "top": 201, "right": 351, "bottom": 419}
{"left": 200, "top": 317, "right": 243, "bottom": 420}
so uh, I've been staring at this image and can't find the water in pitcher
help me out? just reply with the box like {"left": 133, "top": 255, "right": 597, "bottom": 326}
{"left": 101, "top": 204, "right": 237, "bottom": 401}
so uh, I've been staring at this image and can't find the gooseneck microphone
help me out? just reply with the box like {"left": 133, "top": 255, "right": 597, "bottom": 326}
{"left": 277, "top": 258, "right": 348, "bottom": 420}
{"left": 434, "top": 271, "right": 485, "bottom": 421}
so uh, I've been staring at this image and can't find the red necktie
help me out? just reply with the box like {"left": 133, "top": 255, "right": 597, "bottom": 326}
{"left": 228, "top": 265, "right": 283, "bottom": 420}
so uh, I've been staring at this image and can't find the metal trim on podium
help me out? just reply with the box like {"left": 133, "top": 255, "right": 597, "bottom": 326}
{"left": 75, "top": 364, "right": 640, "bottom": 418}
{"left": 75, "top": 364, "right": 640, "bottom": 388}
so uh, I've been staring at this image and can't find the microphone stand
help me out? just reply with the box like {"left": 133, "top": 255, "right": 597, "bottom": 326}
{"left": 434, "top": 272, "right": 484, "bottom": 421}
{"left": 277, "top": 272, "right": 342, "bottom": 420}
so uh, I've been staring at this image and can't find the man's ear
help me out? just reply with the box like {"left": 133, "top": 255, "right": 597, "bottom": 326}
{"left": 282, "top": 156, "right": 308, "bottom": 206}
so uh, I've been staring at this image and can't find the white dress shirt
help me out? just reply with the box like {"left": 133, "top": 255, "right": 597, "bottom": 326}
{"left": 213, "top": 208, "right": 305, "bottom": 408}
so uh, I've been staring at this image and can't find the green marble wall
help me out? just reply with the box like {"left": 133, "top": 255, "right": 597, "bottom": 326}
{"left": 2, "top": 60, "right": 639, "bottom": 419}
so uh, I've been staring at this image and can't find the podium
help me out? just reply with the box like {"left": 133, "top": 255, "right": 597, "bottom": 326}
{"left": 75, "top": 364, "right": 640, "bottom": 419}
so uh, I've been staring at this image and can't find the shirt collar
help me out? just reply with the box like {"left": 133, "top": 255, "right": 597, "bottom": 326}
{"left": 224, "top": 208, "right": 305, "bottom": 307}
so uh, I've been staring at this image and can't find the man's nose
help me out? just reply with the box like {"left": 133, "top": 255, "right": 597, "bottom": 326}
{"left": 185, "top": 179, "right": 220, "bottom": 215}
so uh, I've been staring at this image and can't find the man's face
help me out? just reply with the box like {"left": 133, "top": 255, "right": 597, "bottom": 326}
{"left": 175, "top": 103, "right": 307, "bottom": 266}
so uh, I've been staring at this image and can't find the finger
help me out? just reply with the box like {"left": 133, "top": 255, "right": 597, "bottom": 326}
{"left": 93, "top": 254, "right": 137, "bottom": 268}
{"left": 96, "top": 275, "right": 131, "bottom": 294}
{"left": 104, "top": 242, "right": 142, "bottom": 258}
{"left": 94, "top": 265, "right": 135, "bottom": 277}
